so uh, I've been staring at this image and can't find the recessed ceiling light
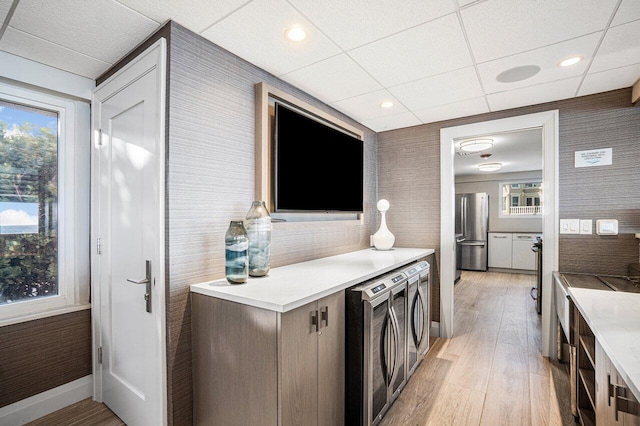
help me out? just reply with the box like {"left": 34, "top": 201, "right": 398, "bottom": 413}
{"left": 285, "top": 25, "right": 307, "bottom": 42}
{"left": 380, "top": 101, "right": 394, "bottom": 108}
{"left": 460, "top": 139, "right": 493, "bottom": 152}
{"left": 478, "top": 162, "right": 502, "bottom": 172}
{"left": 496, "top": 65, "right": 541, "bottom": 83}
{"left": 559, "top": 56, "right": 582, "bottom": 67}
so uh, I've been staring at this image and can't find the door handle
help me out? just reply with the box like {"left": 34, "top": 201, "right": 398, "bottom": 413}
{"left": 320, "top": 306, "right": 329, "bottom": 327}
{"left": 311, "top": 310, "right": 319, "bottom": 333}
{"left": 380, "top": 312, "right": 390, "bottom": 385}
{"left": 388, "top": 306, "right": 400, "bottom": 385}
{"left": 127, "top": 260, "right": 152, "bottom": 313}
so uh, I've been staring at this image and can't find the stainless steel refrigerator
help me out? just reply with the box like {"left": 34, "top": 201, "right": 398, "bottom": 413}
{"left": 455, "top": 193, "right": 489, "bottom": 271}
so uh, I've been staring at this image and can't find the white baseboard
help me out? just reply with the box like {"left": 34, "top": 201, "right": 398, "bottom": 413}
{"left": 430, "top": 321, "right": 440, "bottom": 337}
{"left": 0, "top": 375, "right": 92, "bottom": 425}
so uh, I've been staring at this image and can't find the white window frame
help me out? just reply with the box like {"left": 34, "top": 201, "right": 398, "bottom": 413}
{"left": 498, "top": 179, "right": 544, "bottom": 219}
{"left": 0, "top": 82, "right": 90, "bottom": 326}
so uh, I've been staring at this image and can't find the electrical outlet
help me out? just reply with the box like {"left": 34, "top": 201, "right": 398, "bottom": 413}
{"left": 560, "top": 219, "right": 580, "bottom": 234}
{"left": 580, "top": 220, "right": 592, "bottom": 235}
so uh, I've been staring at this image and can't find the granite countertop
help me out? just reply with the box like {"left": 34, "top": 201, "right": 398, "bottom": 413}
{"left": 568, "top": 287, "right": 640, "bottom": 401}
{"left": 190, "top": 247, "right": 434, "bottom": 313}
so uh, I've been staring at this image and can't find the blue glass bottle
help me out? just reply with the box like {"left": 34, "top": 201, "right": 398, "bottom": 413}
{"left": 225, "top": 220, "right": 248, "bottom": 284}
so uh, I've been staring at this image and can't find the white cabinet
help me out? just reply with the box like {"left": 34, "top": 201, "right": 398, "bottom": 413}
{"left": 488, "top": 233, "right": 512, "bottom": 268}
{"left": 512, "top": 234, "right": 538, "bottom": 271}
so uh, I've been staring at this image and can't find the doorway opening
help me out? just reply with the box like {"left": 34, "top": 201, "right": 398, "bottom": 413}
{"left": 440, "top": 111, "right": 559, "bottom": 358}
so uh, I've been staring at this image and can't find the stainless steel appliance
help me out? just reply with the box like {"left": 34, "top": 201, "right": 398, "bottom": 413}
{"left": 346, "top": 269, "right": 408, "bottom": 425}
{"left": 454, "top": 234, "right": 465, "bottom": 283}
{"left": 554, "top": 272, "right": 640, "bottom": 421}
{"left": 402, "top": 261, "right": 430, "bottom": 376}
{"left": 455, "top": 193, "right": 489, "bottom": 271}
{"left": 531, "top": 236, "right": 542, "bottom": 314}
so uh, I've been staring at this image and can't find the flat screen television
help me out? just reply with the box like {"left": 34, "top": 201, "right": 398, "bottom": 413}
{"left": 274, "top": 102, "right": 363, "bottom": 213}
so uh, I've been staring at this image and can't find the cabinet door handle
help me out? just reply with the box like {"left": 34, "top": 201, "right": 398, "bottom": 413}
{"left": 311, "top": 310, "right": 319, "bottom": 333}
{"left": 321, "top": 306, "right": 329, "bottom": 327}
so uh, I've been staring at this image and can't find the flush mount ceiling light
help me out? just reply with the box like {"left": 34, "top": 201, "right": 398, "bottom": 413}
{"left": 380, "top": 100, "right": 394, "bottom": 108}
{"left": 285, "top": 25, "right": 307, "bottom": 42}
{"left": 459, "top": 138, "right": 493, "bottom": 152}
{"left": 496, "top": 65, "right": 541, "bottom": 83}
{"left": 559, "top": 56, "right": 583, "bottom": 67}
{"left": 478, "top": 162, "right": 502, "bottom": 172}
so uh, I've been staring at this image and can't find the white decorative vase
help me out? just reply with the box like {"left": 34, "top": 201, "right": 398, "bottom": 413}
{"left": 373, "top": 199, "right": 395, "bottom": 250}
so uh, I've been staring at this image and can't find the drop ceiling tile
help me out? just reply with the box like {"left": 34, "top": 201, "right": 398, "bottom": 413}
{"left": 578, "top": 63, "right": 640, "bottom": 97}
{"left": 414, "top": 97, "right": 489, "bottom": 124}
{"left": 0, "top": 27, "right": 111, "bottom": 78}
{"left": 389, "top": 67, "right": 484, "bottom": 111}
{"left": 461, "top": 0, "right": 618, "bottom": 63}
{"left": 201, "top": 0, "right": 341, "bottom": 76}
{"left": 116, "top": 0, "right": 250, "bottom": 33}
{"left": 487, "top": 77, "right": 581, "bottom": 112}
{"left": 280, "top": 54, "right": 381, "bottom": 103}
{"left": 330, "top": 90, "right": 407, "bottom": 122}
{"left": 349, "top": 13, "right": 472, "bottom": 87}
{"left": 0, "top": 0, "right": 11, "bottom": 29}
{"left": 10, "top": 0, "right": 159, "bottom": 64}
{"left": 478, "top": 33, "right": 601, "bottom": 94}
{"left": 611, "top": 0, "right": 640, "bottom": 26}
{"left": 590, "top": 20, "right": 640, "bottom": 73}
{"left": 361, "top": 112, "right": 421, "bottom": 132}
{"left": 290, "top": 0, "right": 455, "bottom": 50}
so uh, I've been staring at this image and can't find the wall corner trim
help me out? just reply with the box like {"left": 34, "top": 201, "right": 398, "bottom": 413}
{"left": 0, "top": 375, "right": 92, "bottom": 425}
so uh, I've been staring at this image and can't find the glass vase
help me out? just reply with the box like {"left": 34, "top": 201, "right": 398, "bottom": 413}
{"left": 245, "top": 201, "right": 271, "bottom": 277}
{"left": 225, "top": 220, "right": 249, "bottom": 284}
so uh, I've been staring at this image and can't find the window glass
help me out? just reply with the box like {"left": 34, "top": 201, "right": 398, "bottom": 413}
{"left": 500, "top": 180, "right": 543, "bottom": 217}
{"left": 0, "top": 99, "right": 58, "bottom": 305}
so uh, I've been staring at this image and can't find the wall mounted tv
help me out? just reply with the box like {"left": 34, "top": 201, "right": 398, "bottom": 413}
{"left": 274, "top": 102, "right": 364, "bottom": 213}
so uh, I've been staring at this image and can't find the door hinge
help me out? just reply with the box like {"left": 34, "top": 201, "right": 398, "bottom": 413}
{"left": 98, "top": 347, "right": 103, "bottom": 364}
{"left": 97, "top": 128, "right": 103, "bottom": 146}
{"left": 97, "top": 238, "right": 102, "bottom": 255}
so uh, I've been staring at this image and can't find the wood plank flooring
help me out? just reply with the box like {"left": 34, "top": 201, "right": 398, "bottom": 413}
{"left": 25, "top": 398, "right": 124, "bottom": 426}
{"left": 381, "top": 271, "right": 574, "bottom": 426}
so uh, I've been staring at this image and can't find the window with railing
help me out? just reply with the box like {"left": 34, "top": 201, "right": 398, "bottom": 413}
{"left": 500, "top": 180, "right": 543, "bottom": 218}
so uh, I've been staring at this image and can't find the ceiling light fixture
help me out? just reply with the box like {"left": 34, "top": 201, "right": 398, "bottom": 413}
{"left": 478, "top": 162, "right": 502, "bottom": 172}
{"left": 559, "top": 56, "right": 582, "bottom": 67}
{"left": 285, "top": 25, "right": 307, "bottom": 42}
{"left": 459, "top": 138, "right": 493, "bottom": 152}
{"left": 380, "top": 100, "right": 394, "bottom": 108}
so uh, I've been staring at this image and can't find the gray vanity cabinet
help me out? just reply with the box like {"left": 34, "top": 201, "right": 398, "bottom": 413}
{"left": 192, "top": 290, "right": 345, "bottom": 426}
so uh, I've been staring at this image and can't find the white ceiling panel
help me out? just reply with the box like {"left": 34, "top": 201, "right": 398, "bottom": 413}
{"left": 10, "top": 0, "right": 159, "bottom": 64}
{"left": 487, "top": 77, "right": 581, "bottom": 112}
{"left": 414, "top": 97, "right": 489, "bottom": 124}
{"left": 461, "top": 0, "right": 619, "bottom": 63}
{"left": 590, "top": 20, "right": 640, "bottom": 73}
{"left": 348, "top": 13, "right": 472, "bottom": 87}
{"left": 0, "top": 0, "right": 11, "bottom": 30}
{"left": 578, "top": 63, "right": 640, "bottom": 97}
{"left": 289, "top": 0, "right": 455, "bottom": 51}
{"left": 201, "top": 0, "right": 340, "bottom": 76}
{"left": 0, "top": 27, "right": 111, "bottom": 78}
{"left": 330, "top": 89, "right": 407, "bottom": 122}
{"left": 611, "top": 0, "right": 640, "bottom": 26}
{"left": 280, "top": 54, "right": 381, "bottom": 103}
{"left": 478, "top": 33, "right": 601, "bottom": 94}
{"left": 362, "top": 112, "right": 421, "bottom": 132}
{"left": 115, "top": 0, "right": 250, "bottom": 33}
{"left": 389, "top": 67, "right": 484, "bottom": 111}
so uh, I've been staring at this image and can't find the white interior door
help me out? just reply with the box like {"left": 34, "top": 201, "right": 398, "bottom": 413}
{"left": 92, "top": 40, "right": 166, "bottom": 426}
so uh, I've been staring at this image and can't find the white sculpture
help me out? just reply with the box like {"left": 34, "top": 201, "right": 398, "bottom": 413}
{"left": 373, "top": 199, "right": 395, "bottom": 250}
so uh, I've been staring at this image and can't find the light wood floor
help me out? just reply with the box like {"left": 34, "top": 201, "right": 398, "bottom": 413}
{"left": 381, "top": 270, "right": 574, "bottom": 426}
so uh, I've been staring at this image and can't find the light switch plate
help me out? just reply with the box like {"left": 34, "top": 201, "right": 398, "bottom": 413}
{"left": 560, "top": 219, "right": 580, "bottom": 234}
{"left": 580, "top": 220, "right": 593, "bottom": 235}
{"left": 596, "top": 219, "right": 618, "bottom": 235}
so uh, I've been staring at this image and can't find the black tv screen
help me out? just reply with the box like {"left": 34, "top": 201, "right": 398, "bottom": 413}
{"left": 274, "top": 103, "right": 363, "bottom": 213}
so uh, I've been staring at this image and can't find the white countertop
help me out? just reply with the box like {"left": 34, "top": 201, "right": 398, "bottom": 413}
{"left": 568, "top": 287, "right": 640, "bottom": 401}
{"left": 190, "top": 247, "right": 434, "bottom": 313}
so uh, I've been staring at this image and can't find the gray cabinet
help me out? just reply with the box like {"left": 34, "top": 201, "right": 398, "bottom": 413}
{"left": 596, "top": 339, "right": 640, "bottom": 426}
{"left": 192, "top": 290, "right": 345, "bottom": 426}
